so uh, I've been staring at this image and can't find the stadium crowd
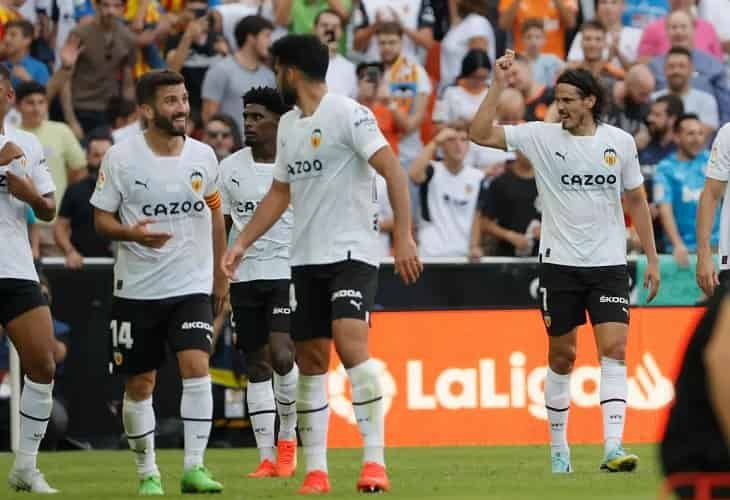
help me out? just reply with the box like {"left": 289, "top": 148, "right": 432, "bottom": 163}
{"left": 0, "top": 0, "right": 725, "bottom": 263}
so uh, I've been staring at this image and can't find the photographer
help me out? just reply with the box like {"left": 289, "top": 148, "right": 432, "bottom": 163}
{"left": 315, "top": 9, "right": 357, "bottom": 98}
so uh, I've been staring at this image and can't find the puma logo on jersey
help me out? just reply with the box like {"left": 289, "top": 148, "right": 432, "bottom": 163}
{"left": 555, "top": 151, "right": 567, "bottom": 161}
{"left": 134, "top": 179, "right": 149, "bottom": 190}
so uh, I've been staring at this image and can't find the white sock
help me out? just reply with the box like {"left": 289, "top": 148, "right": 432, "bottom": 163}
{"left": 600, "top": 356, "right": 627, "bottom": 456}
{"left": 545, "top": 368, "right": 571, "bottom": 455}
{"left": 297, "top": 374, "right": 329, "bottom": 473}
{"left": 274, "top": 364, "right": 299, "bottom": 441}
{"left": 347, "top": 359, "right": 385, "bottom": 466}
{"left": 123, "top": 396, "right": 159, "bottom": 479}
{"left": 14, "top": 376, "right": 53, "bottom": 472}
{"left": 181, "top": 376, "right": 213, "bottom": 471}
{"left": 247, "top": 379, "right": 276, "bottom": 463}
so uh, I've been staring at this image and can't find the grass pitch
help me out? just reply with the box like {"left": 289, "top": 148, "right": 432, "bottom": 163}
{"left": 1, "top": 444, "right": 661, "bottom": 499}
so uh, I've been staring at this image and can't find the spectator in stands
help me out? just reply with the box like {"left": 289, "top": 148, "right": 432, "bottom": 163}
{"left": 521, "top": 18, "right": 563, "bottom": 87}
{"left": 651, "top": 46, "right": 720, "bottom": 133}
{"left": 648, "top": 12, "right": 730, "bottom": 123}
{"left": 315, "top": 9, "right": 357, "bottom": 98}
{"left": 698, "top": 0, "right": 730, "bottom": 67}
{"left": 281, "top": 0, "right": 352, "bottom": 46}
{"left": 507, "top": 53, "right": 554, "bottom": 122}
{"left": 439, "top": 0, "right": 495, "bottom": 92}
{"left": 54, "top": 131, "right": 114, "bottom": 267}
{"left": 106, "top": 96, "right": 141, "bottom": 143}
{"left": 353, "top": 0, "right": 435, "bottom": 63}
{"left": 622, "top": 0, "right": 668, "bottom": 29}
{"left": 474, "top": 150, "right": 539, "bottom": 258}
{"left": 605, "top": 64, "right": 655, "bottom": 141}
{"left": 378, "top": 21, "right": 431, "bottom": 170}
{"left": 498, "top": 0, "right": 577, "bottom": 60}
{"left": 567, "top": 20, "right": 624, "bottom": 95}
{"left": 61, "top": 0, "right": 137, "bottom": 136}
{"left": 213, "top": 0, "right": 282, "bottom": 53}
{"left": 638, "top": 0, "right": 723, "bottom": 62}
{"left": 123, "top": 0, "right": 171, "bottom": 77}
{"left": 568, "top": 0, "right": 641, "bottom": 69}
{"left": 654, "top": 113, "right": 719, "bottom": 266}
{"left": 356, "top": 62, "right": 403, "bottom": 155}
{"left": 433, "top": 49, "right": 489, "bottom": 125}
{"left": 202, "top": 15, "right": 275, "bottom": 131}
{"left": 16, "top": 80, "right": 86, "bottom": 257}
{"left": 1, "top": 20, "right": 49, "bottom": 88}
{"left": 409, "top": 122, "right": 483, "bottom": 257}
{"left": 0, "top": 0, "right": 23, "bottom": 44}
{"left": 640, "top": 93, "right": 683, "bottom": 166}
{"left": 204, "top": 113, "right": 242, "bottom": 161}
{"left": 166, "top": 4, "right": 227, "bottom": 125}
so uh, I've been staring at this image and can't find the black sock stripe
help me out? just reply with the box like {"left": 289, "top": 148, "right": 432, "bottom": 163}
{"left": 352, "top": 395, "right": 383, "bottom": 406}
{"left": 545, "top": 405, "right": 570, "bottom": 413}
{"left": 297, "top": 403, "right": 329, "bottom": 415}
{"left": 127, "top": 429, "right": 155, "bottom": 440}
{"left": 600, "top": 398, "right": 627, "bottom": 405}
{"left": 19, "top": 411, "right": 50, "bottom": 422}
{"left": 279, "top": 411, "right": 296, "bottom": 417}
{"left": 181, "top": 417, "right": 214, "bottom": 422}
{"left": 249, "top": 409, "right": 277, "bottom": 417}
{"left": 276, "top": 399, "right": 296, "bottom": 406}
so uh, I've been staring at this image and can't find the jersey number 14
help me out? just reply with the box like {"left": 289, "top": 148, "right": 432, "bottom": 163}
{"left": 110, "top": 320, "right": 134, "bottom": 349}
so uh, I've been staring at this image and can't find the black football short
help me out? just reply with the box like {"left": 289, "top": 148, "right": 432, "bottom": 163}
{"left": 538, "top": 263, "right": 630, "bottom": 336}
{"left": 230, "top": 279, "right": 291, "bottom": 352}
{"left": 290, "top": 260, "right": 378, "bottom": 341}
{"left": 109, "top": 294, "right": 213, "bottom": 375}
{"left": 0, "top": 278, "right": 47, "bottom": 327}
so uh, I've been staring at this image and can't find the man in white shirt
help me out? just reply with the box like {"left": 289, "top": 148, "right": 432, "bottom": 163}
{"left": 0, "top": 64, "right": 59, "bottom": 494}
{"left": 91, "top": 70, "right": 226, "bottom": 495}
{"left": 470, "top": 52, "right": 660, "bottom": 475}
{"left": 409, "top": 123, "right": 483, "bottom": 257}
{"left": 219, "top": 87, "right": 299, "bottom": 479}
{"left": 697, "top": 123, "right": 730, "bottom": 296}
{"left": 314, "top": 9, "right": 357, "bottom": 98}
{"left": 223, "top": 34, "right": 421, "bottom": 495}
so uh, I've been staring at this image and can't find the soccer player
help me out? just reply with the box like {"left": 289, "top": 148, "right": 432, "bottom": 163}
{"left": 90, "top": 70, "right": 227, "bottom": 495}
{"left": 470, "top": 51, "right": 660, "bottom": 474}
{"left": 219, "top": 86, "right": 299, "bottom": 478}
{"left": 0, "top": 64, "right": 59, "bottom": 494}
{"left": 222, "top": 34, "right": 422, "bottom": 494}
{"left": 661, "top": 285, "right": 730, "bottom": 498}
{"left": 697, "top": 123, "right": 730, "bottom": 296}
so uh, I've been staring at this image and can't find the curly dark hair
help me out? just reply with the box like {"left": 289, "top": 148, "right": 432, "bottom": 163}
{"left": 242, "top": 86, "right": 292, "bottom": 116}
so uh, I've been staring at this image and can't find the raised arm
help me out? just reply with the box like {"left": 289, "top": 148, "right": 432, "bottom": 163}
{"left": 468, "top": 50, "right": 513, "bottom": 150}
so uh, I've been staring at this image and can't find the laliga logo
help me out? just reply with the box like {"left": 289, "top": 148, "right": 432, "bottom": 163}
{"left": 328, "top": 358, "right": 397, "bottom": 424}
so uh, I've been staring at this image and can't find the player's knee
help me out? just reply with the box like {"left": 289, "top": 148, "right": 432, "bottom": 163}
{"left": 25, "top": 355, "right": 56, "bottom": 384}
{"left": 549, "top": 347, "right": 576, "bottom": 374}
{"left": 246, "top": 354, "right": 272, "bottom": 382}
{"left": 601, "top": 341, "right": 626, "bottom": 361}
{"left": 296, "top": 349, "right": 329, "bottom": 375}
{"left": 125, "top": 374, "right": 155, "bottom": 400}
{"left": 270, "top": 350, "right": 294, "bottom": 375}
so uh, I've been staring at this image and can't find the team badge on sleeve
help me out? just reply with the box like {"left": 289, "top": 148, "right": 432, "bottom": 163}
{"left": 603, "top": 148, "right": 618, "bottom": 167}
{"left": 96, "top": 170, "right": 106, "bottom": 191}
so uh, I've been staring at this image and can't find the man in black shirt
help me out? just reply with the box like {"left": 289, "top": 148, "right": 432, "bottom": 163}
{"left": 661, "top": 286, "right": 730, "bottom": 498}
{"left": 476, "top": 152, "right": 540, "bottom": 257}
{"left": 53, "top": 132, "right": 113, "bottom": 268}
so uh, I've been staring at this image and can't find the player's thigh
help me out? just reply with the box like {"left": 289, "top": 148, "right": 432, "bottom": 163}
{"left": 0, "top": 280, "right": 54, "bottom": 369}
{"left": 109, "top": 297, "right": 167, "bottom": 376}
{"left": 265, "top": 279, "right": 292, "bottom": 339}
{"left": 586, "top": 265, "right": 631, "bottom": 328}
{"left": 168, "top": 294, "right": 214, "bottom": 379}
{"left": 290, "top": 266, "right": 332, "bottom": 343}
{"left": 538, "top": 264, "right": 587, "bottom": 337}
{"left": 230, "top": 281, "right": 270, "bottom": 354}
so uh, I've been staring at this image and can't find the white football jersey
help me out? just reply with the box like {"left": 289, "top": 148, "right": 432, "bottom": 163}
{"left": 417, "top": 162, "right": 483, "bottom": 257}
{"left": 220, "top": 147, "right": 292, "bottom": 282}
{"left": 504, "top": 122, "right": 643, "bottom": 267}
{"left": 0, "top": 127, "right": 54, "bottom": 282}
{"left": 273, "top": 94, "right": 389, "bottom": 267}
{"left": 705, "top": 123, "right": 730, "bottom": 270}
{"left": 90, "top": 134, "right": 220, "bottom": 299}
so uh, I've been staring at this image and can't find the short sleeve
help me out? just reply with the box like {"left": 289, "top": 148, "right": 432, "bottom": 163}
{"left": 707, "top": 124, "right": 730, "bottom": 181}
{"left": 352, "top": 2, "right": 369, "bottom": 30}
{"left": 24, "top": 140, "right": 54, "bottom": 196}
{"left": 89, "top": 151, "right": 122, "bottom": 213}
{"left": 503, "top": 123, "right": 536, "bottom": 154}
{"left": 347, "top": 103, "right": 389, "bottom": 161}
{"left": 61, "top": 126, "right": 87, "bottom": 170}
{"left": 218, "top": 159, "right": 232, "bottom": 215}
{"left": 652, "top": 162, "right": 672, "bottom": 205}
{"left": 621, "top": 136, "right": 644, "bottom": 191}
{"left": 567, "top": 33, "right": 583, "bottom": 62}
{"left": 417, "top": 0, "right": 435, "bottom": 28}
{"left": 272, "top": 120, "right": 290, "bottom": 183}
{"left": 204, "top": 150, "right": 220, "bottom": 198}
{"left": 201, "top": 60, "right": 227, "bottom": 102}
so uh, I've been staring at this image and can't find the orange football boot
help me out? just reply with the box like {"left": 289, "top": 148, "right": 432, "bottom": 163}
{"left": 247, "top": 459, "right": 277, "bottom": 478}
{"left": 356, "top": 462, "right": 390, "bottom": 493}
{"left": 297, "top": 470, "right": 331, "bottom": 495}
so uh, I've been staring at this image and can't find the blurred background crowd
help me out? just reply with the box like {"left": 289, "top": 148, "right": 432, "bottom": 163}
{"left": 0, "top": 0, "right": 726, "bottom": 265}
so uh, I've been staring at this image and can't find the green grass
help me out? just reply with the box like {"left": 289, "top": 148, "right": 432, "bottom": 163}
{"left": 0, "top": 444, "right": 662, "bottom": 499}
